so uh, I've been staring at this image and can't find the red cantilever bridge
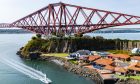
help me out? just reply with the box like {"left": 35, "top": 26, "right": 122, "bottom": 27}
{"left": 1, "top": 2, "right": 140, "bottom": 35}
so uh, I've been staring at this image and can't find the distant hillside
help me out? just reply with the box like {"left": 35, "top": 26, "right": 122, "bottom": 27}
{"left": 94, "top": 29, "right": 140, "bottom": 33}
{"left": 1, "top": 28, "right": 139, "bottom": 34}
{"left": 0, "top": 29, "right": 31, "bottom": 34}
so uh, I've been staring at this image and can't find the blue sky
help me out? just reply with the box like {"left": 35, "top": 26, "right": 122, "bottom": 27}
{"left": 0, "top": 0, "right": 140, "bottom": 28}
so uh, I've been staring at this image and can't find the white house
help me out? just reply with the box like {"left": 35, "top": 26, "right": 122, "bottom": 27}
{"left": 68, "top": 50, "right": 92, "bottom": 59}
{"left": 131, "top": 48, "right": 140, "bottom": 54}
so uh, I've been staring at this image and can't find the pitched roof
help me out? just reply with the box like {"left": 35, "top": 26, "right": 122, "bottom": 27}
{"left": 84, "top": 65, "right": 94, "bottom": 69}
{"left": 108, "top": 54, "right": 130, "bottom": 59}
{"left": 88, "top": 55, "right": 100, "bottom": 61}
{"left": 94, "top": 58, "right": 113, "bottom": 65}
{"left": 115, "top": 67, "right": 128, "bottom": 73}
{"left": 131, "top": 56, "right": 140, "bottom": 61}
{"left": 129, "top": 66, "right": 140, "bottom": 72}
{"left": 104, "top": 65, "right": 115, "bottom": 71}
{"left": 136, "top": 62, "right": 140, "bottom": 67}
{"left": 76, "top": 50, "right": 91, "bottom": 55}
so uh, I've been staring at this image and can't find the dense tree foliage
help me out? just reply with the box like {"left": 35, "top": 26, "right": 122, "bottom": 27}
{"left": 21, "top": 35, "right": 140, "bottom": 57}
{"left": 36, "top": 34, "right": 42, "bottom": 38}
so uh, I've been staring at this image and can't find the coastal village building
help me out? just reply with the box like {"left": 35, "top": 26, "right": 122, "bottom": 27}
{"left": 129, "top": 63, "right": 140, "bottom": 74}
{"left": 115, "top": 67, "right": 128, "bottom": 75}
{"left": 108, "top": 54, "right": 130, "bottom": 61}
{"left": 98, "top": 52, "right": 109, "bottom": 58}
{"left": 94, "top": 58, "right": 113, "bottom": 70}
{"left": 107, "top": 54, "right": 130, "bottom": 68}
{"left": 87, "top": 55, "right": 100, "bottom": 63}
{"left": 68, "top": 50, "right": 140, "bottom": 80}
{"left": 104, "top": 65, "right": 115, "bottom": 73}
{"left": 131, "top": 56, "right": 140, "bottom": 63}
{"left": 68, "top": 50, "right": 92, "bottom": 59}
{"left": 76, "top": 50, "right": 92, "bottom": 56}
{"left": 131, "top": 48, "right": 140, "bottom": 54}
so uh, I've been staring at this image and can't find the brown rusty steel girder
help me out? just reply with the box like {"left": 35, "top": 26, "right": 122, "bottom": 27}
{"left": 10, "top": 2, "right": 140, "bottom": 35}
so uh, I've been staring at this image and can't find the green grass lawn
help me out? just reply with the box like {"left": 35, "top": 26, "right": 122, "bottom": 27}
{"left": 69, "top": 60, "right": 78, "bottom": 64}
{"left": 116, "top": 75, "right": 140, "bottom": 80}
{"left": 42, "top": 53, "right": 79, "bottom": 64}
{"left": 42, "top": 53, "right": 69, "bottom": 58}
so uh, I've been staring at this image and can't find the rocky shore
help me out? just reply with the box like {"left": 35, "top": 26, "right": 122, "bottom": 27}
{"left": 17, "top": 50, "right": 104, "bottom": 84}
{"left": 36, "top": 55, "right": 103, "bottom": 84}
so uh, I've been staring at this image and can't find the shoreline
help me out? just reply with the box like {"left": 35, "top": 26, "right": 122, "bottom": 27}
{"left": 17, "top": 50, "right": 140, "bottom": 84}
{"left": 17, "top": 50, "right": 116, "bottom": 84}
{"left": 41, "top": 56, "right": 103, "bottom": 83}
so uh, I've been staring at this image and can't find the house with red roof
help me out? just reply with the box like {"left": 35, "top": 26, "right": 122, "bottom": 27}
{"left": 108, "top": 54, "right": 130, "bottom": 61}
{"left": 93, "top": 58, "right": 114, "bottom": 70}
{"left": 87, "top": 55, "right": 100, "bottom": 63}
{"left": 104, "top": 65, "right": 115, "bottom": 73}
{"left": 131, "top": 56, "right": 140, "bottom": 63}
{"left": 128, "top": 62, "right": 140, "bottom": 75}
{"left": 115, "top": 67, "right": 128, "bottom": 75}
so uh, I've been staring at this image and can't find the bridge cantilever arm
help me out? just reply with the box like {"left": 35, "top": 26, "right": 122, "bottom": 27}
{"left": 8, "top": 2, "right": 140, "bottom": 35}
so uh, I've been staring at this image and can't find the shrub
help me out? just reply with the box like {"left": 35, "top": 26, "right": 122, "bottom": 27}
{"left": 32, "top": 36, "right": 37, "bottom": 40}
{"left": 21, "top": 39, "right": 44, "bottom": 57}
{"left": 83, "top": 35, "right": 92, "bottom": 39}
{"left": 95, "top": 36, "right": 104, "bottom": 40}
{"left": 74, "top": 33, "right": 83, "bottom": 37}
{"left": 36, "top": 34, "right": 42, "bottom": 38}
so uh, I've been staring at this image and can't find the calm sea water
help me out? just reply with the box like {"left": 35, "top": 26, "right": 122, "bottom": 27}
{"left": 87, "top": 33, "right": 140, "bottom": 40}
{"left": 0, "top": 34, "right": 94, "bottom": 84}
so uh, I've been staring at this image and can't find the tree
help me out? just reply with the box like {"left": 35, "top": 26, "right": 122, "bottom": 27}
{"left": 36, "top": 34, "right": 42, "bottom": 38}
{"left": 32, "top": 36, "right": 37, "bottom": 40}
{"left": 92, "top": 36, "right": 96, "bottom": 39}
{"left": 95, "top": 36, "right": 104, "bottom": 40}
{"left": 52, "top": 31, "right": 57, "bottom": 36}
{"left": 74, "top": 33, "right": 83, "bottom": 37}
{"left": 83, "top": 35, "right": 92, "bottom": 39}
{"left": 56, "top": 31, "right": 65, "bottom": 38}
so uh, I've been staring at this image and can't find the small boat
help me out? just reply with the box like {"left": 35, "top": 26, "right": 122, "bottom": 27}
{"left": 41, "top": 78, "right": 52, "bottom": 84}
{"left": 40, "top": 75, "right": 52, "bottom": 84}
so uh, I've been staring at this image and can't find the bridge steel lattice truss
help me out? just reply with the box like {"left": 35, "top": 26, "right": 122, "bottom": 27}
{"left": 1, "top": 2, "right": 140, "bottom": 35}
